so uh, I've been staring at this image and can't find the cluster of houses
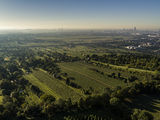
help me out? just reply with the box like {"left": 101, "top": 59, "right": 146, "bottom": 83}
{"left": 126, "top": 42, "right": 152, "bottom": 50}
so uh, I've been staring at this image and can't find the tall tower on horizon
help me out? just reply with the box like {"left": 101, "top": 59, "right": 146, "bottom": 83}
{"left": 134, "top": 27, "right": 136, "bottom": 32}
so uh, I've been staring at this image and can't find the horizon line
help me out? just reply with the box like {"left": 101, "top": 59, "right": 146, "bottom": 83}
{"left": 0, "top": 27, "right": 160, "bottom": 31}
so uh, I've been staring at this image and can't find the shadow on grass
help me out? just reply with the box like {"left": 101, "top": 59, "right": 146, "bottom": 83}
{"left": 131, "top": 94, "right": 160, "bottom": 113}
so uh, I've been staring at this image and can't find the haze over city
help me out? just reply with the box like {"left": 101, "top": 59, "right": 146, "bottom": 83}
{"left": 0, "top": 0, "right": 160, "bottom": 30}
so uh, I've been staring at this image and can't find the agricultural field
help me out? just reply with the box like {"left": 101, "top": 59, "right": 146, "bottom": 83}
{"left": 24, "top": 69, "right": 85, "bottom": 102}
{"left": 58, "top": 62, "right": 126, "bottom": 90}
{"left": 58, "top": 61, "right": 154, "bottom": 89}
{"left": 24, "top": 60, "right": 153, "bottom": 102}
{"left": 23, "top": 60, "right": 156, "bottom": 103}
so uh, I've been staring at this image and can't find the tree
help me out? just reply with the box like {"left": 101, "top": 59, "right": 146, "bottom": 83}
{"left": 109, "top": 97, "right": 120, "bottom": 106}
{"left": 0, "top": 105, "right": 4, "bottom": 113}
{"left": 154, "top": 70, "right": 160, "bottom": 80}
{"left": 118, "top": 73, "right": 121, "bottom": 78}
{"left": 66, "top": 78, "right": 70, "bottom": 85}
{"left": 30, "top": 85, "right": 43, "bottom": 97}
{"left": 24, "top": 105, "right": 44, "bottom": 119}
{"left": 40, "top": 94, "right": 55, "bottom": 104}
{"left": 0, "top": 81, "right": 15, "bottom": 90}
{"left": 128, "top": 76, "right": 138, "bottom": 82}
{"left": 111, "top": 73, "right": 116, "bottom": 78}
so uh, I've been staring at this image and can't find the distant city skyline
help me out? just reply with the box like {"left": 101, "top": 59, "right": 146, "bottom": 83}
{"left": 0, "top": 0, "right": 160, "bottom": 30}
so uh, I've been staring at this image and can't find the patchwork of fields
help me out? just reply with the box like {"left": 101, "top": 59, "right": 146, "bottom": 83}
{"left": 23, "top": 61, "right": 160, "bottom": 119}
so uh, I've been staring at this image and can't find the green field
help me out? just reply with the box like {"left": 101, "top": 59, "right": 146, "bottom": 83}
{"left": 58, "top": 62, "right": 127, "bottom": 94}
{"left": 24, "top": 69, "right": 85, "bottom": 102}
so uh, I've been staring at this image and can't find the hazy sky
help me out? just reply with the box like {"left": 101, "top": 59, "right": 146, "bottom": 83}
{"left": 0, "top": 0, "right": 160, "bottom": 29}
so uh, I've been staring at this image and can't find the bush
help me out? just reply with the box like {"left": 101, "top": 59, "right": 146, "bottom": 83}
{"left": 40, "top": 94, "right": 55, "bottom": 104}
{"left": 109, "top": 97, "right": 120, "bottom": 106}
{"left": 131, "top": 109, "right": 153, "bottom": 120}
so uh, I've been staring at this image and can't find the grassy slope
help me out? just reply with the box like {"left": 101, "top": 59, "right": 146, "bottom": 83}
{"left": 58, "top": 62, "right": 126, "bottom": 95}
{"left": 24, "top": 69, "right": 85, "bottom": 102}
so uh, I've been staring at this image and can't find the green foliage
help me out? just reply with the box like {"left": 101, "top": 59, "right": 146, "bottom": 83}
{"left": 40, "top": 94, "right": 55, "bottom": 104}
{"left": 87, "top": 53, "right": 160, "bottom": 71}
{"left": 154, "top": 70, "right": 160, "bottom": 80}
{"left": 131, "top": 109, "right": 153, "bottom": 120}
{"left": 109, "top": 97, "right": 120, "bottom": 106}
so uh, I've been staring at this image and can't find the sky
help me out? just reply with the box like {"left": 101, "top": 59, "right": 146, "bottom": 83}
{"left": 0, "top": 0, "right": 160, "bottom": 30}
